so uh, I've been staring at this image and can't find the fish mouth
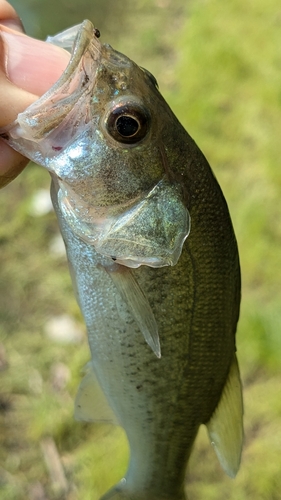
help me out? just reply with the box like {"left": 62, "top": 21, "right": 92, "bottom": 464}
{"left": 58, "top": 178, "right": 190, "bottom": 268}
{"left": 0, "top": 20, "right": 102, "bottom": 156}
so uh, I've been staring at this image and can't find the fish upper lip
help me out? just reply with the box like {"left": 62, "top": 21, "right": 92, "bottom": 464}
{"left": 45, "top": 19, "right": 102, "bottom": 82}
{"left": 0, "top": 20, "right": 102, "bottom": 148}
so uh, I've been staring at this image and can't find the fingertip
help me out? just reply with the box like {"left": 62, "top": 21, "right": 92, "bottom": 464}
{"left": 0, "top": 18, "right": 25, "bottom": 33}
{"left": 0, "top": 28, "right": 70, "bottom": 97}
{"left": 0, "top": 139, "right": 28, "bottom": 188}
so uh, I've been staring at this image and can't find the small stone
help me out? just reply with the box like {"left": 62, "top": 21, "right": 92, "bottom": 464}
{"left": 50, "top": 362, "right": 71, "bottom": 392}
{"left": 44, "top": 315, "right": 84, "bottom": 344}
{"left": 49, "top": 233, "right": 66, "bottom": 257}
{"left": 28, "top": 481, "right": 48, "bottom": 500}
{"left": 29, "top": 189, "right": 53, "bottom": 216}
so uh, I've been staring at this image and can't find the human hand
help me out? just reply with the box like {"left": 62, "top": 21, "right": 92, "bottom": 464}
{"left": 0, "top": 0, "right": 70, "bottom": 187}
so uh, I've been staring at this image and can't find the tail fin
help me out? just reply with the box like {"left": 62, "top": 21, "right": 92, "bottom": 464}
{"left": 100, "top": 480, "right": 187, "bottom": 500}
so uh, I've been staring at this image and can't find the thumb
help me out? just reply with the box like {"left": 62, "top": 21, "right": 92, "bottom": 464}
{"left": 0, "top": 25, "right": 70, "bottom": 185}
{"left": 0, "top": 25, "right": 70, "bottom": 126}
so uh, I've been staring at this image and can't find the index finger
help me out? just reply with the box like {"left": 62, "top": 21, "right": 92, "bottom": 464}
{"left": 0, "top": 3, "right": 70, "bottom": 186}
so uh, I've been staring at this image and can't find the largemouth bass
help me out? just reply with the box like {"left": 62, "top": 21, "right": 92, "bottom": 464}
{"left": 0, "top": 20, "right": 243, "bottom": 500}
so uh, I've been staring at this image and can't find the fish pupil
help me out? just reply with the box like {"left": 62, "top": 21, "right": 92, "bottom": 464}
{"left": 116, "top": 115, "right": 139, "bottom": 137}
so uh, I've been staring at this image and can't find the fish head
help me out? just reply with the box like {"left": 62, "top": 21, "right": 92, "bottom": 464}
{"left": 1, "top": 20, "right": 191, "bottom": 268}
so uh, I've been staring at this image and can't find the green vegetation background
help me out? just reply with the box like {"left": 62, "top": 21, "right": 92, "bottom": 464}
{"left": 1, "top": 0, "right": 281, "bottom": 498}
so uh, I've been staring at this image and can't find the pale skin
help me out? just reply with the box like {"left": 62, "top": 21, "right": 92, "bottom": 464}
{"left": 0, "top": 0, "right": 70, "bottom": 187}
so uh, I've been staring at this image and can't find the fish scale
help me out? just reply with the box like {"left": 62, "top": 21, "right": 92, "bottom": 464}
{"left": 0, "top": 19, "right": 243, "bottom": 500}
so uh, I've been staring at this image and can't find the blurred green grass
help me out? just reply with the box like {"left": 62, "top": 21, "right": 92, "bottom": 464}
{"left": 1, "top": 0, "right": 281, "bottom": 499}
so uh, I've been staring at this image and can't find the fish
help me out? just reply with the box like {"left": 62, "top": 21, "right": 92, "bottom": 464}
{"left": 0, "top": 20, "right": 243, "bottom": 500}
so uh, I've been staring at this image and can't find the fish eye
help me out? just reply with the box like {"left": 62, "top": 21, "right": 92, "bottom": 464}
{"left": 106, "top": 104, "right": 150, "bottom": 144}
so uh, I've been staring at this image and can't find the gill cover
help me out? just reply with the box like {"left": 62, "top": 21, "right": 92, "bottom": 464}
{"left": 58, "top": 178, "right": 190, "bottom": 268}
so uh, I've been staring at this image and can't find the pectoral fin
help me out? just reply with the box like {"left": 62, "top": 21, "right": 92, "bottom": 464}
{"left": 206, "top": 354, "right": 243, "bottom": 478}
{"left": 105, "top": 265, "right": 161, "bottom": 358}
{"left": 74, "top": 362, "right": 119, "bottom": 425}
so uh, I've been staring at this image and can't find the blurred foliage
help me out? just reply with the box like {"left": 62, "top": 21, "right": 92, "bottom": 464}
{"left": 1, "top": 0, "right": 281, "bottom": 499}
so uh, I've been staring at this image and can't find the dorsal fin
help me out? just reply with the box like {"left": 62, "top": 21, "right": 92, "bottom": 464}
{"left": 206, "top": 354, "right": 244, "bottom": 478}
{"left": 74, "top": 362, "right": 119, "bottom": 425}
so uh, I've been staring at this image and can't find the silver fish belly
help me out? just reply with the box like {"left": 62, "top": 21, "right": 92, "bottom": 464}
{"left": 0, "top": 20, "right": 243, "bottom": 500}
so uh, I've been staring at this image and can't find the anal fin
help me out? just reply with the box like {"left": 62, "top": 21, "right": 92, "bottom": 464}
{"left": 74, "top": 362, "right": 119, "bottom": 425}
{"left": 206, "top": 354, "right": 244, "bottom": 478}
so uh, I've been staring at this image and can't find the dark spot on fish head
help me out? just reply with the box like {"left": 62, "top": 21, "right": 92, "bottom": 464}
{"left": 82, "top": 74, "right": 90, "bottom": 87}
